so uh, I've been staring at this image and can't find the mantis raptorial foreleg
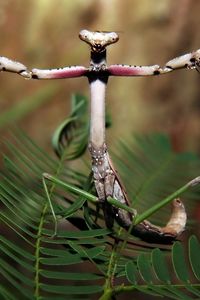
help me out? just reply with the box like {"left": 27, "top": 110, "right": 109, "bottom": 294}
{"left": 1, "top": 50, "right": 200, "bottom": 79}
{"left": 0, "top": 56, "right": 88, "bottom": 79}
{"left": 31, "top": 66, "right": 88, "bottom": 79}
{"left": 0, "top": 56, "right": 31, "bottom": 78}
{"left": 108, "top": 49, "right": 200, "bottom": 76}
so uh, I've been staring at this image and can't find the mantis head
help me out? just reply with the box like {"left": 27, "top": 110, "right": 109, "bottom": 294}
{"left": 79, "top": 29, "right": 119, "bottom": 53}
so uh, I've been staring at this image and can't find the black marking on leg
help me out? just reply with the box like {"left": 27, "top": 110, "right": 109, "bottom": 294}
{"left": 153, "top": 70, "right": 160, "bottom": 75}
{"left": 194, "top": 59, "right": 200, "bottom": 73}
{"left": 19, "top": 69, "right": 26, "bottom": 74}
{"left": 32, "top": 74, "right": 39, "bottom": 79}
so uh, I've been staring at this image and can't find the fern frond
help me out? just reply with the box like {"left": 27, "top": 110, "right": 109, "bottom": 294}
{"left": 121, "top": 236, "right": 200, "bottom": 300}
{"left": 52, "top": 93, "right": 89, "bottom": 160}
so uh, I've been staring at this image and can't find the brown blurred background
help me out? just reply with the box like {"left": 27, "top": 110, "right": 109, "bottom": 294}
{"left": 0, "top": 2, "right": 200, "bottom": 299}
{"left": 0, "top": 0, "right": 200, "bottom": 153}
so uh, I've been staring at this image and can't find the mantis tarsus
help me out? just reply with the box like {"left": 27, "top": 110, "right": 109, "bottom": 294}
{"left": 1, "top": 29, "right": 200, "bottom": 243}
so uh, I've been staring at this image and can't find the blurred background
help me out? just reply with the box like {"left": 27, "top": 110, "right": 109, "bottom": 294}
{"left": 0, "top": 2, "right": 200, "bottom": 299}
{"left": 0, "top": 0, "right": 200, "bottom": 154}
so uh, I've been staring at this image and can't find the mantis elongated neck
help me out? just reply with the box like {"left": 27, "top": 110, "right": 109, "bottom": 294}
{"left": 88, "top": 49, "right": 108, "bottom": 148}
{"left": 89, "top": 78, "right": 107, "bottom": 147}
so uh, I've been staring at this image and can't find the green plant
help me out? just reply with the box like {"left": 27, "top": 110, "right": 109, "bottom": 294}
{"left": 0, "top": 94, "right": 200, "bottom": 300}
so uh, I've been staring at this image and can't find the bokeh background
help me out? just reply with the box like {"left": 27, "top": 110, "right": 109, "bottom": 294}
{"left": 0, "top": 1, "right": 200, "bottom": 299}
{"left": 0, "top": 0, "right": 200, "bottom": 154}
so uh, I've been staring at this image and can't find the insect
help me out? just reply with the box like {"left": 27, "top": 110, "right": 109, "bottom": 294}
{"left": 1, "top": 29, "right": 199, "bottom": 243}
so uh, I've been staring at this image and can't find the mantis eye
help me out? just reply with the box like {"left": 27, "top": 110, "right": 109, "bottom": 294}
{"left": 79, "top": 30, "right": 90, "bottom": 42}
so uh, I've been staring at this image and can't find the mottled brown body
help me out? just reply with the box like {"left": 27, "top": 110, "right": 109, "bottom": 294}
{"left": 88, "top": 142, "right": 186, "bottom": 244}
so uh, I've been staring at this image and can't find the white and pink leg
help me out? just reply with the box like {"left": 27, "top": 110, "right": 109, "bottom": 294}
{"left": 31, "top": 66, "right": 88, "bottom": 79}
{"left": 108, "top": 49, "right": 200, "bottom": 76}
{"left": 0, "top": 56, "right": 88, "bottom": 79}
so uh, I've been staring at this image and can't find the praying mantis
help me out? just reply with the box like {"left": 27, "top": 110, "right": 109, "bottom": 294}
{"left": 1, "top": 29, "right": 200, "bottom": 244}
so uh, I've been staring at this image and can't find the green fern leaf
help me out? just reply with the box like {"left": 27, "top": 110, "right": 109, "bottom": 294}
{"left": 52, "top": 93, "right": 89, "bottom": 159}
